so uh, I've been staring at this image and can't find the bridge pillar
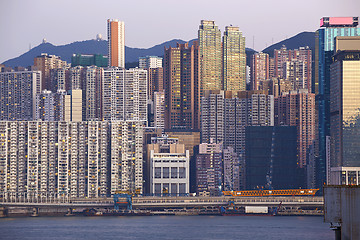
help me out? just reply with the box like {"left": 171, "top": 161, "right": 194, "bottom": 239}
{"left": 31, "top": 207, "right": 39, "bottom": 217}
{"left": 0, "top": 207, "right": 8, "bottom": 218}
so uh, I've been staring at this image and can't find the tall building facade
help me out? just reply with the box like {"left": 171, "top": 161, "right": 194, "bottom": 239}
{"left": 223, "top": 146, "right": 240, "bottom": 191}
{"left": 245, "top": 126, "right": 298, "bottom": 190}
{"left": 164, "top": 42, "right": 200, "bottom": 130}
{"left": 330, "top": 50, "right": 360, "bottom": 168}
{"left": 201, "top": 90, "right": 225, "bottom": 144}
{"left": 274, "top": 46, "right": 312, "bottom": 92}
{"left": 147, "top": 67, "right": 163, "bottom": 102}
{"left": 282, "top": 60, "right": 306, "bottom": 90}
{"left": 196, "top": 141, "right": 223, "bottom": 195}
{"left": 36, "top": 90, "right": 66, "bottom": 121}
{"left": 275, "top": 90, "right": 315, "bottom": 168}
{"left": 107, "top": 19, "right": 125, "bottom": 68}
{"left": 102, "top": 68, "right": 147, "bottom": 122}
{"left": 315, "top": 16, "right": 359, "bottom": 187}
{"left": 222, "top": 26, "right": 246, "bottom": 91}
{"left": 250, "top": 52, "right": 270, "bottom": 90}
{"left": 154, "top": 91, "right": 165, "bottom": 129}
{"left": 0, "top": 71, "right": 41, "bottom": 121}
{"left": 0, "top": 121, "right": 109, "bottom": 198}
{"left": 139, "top": 56, "right": 163, "bottom": 69}
{"left": 110, "top": 121, "right": 144, "bottom": 195}
{"left": 85, "top": 66, "right": 103, "bottom": 121}
{"left": 198, "top": 20, "right": 222, "bottom": 93}
{"left": 33, "top": 53, "right": 68, "bottom": 90}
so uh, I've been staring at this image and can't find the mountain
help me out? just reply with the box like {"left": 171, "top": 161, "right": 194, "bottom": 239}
{"left": 262, "top": 32, "right": 315, "bottom": 57}
{"left": 2, "top": 39, "right": 256, "bottom": 68}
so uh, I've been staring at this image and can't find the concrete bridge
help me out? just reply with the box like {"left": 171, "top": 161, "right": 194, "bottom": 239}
{"left": 0, "top": 194, "right": 323, "bottom": 209}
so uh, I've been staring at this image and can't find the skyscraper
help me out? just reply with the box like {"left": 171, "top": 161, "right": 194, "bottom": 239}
{"left": 250, "top": 52, "right": 270, "bottom": 90}
{"left": 0, "top": 71, "right": 42, "bottom": 121}
{"left": 111, "top": 121, "right": 144, "bottom": 195}
{"left": 330, "top": 49, "right": 360, "bottom": 168}
{"left": 107, "top": 19, "right": 125, "bottom": 68}
{"left": 315, "top": 16, "right": 359, "bottom": 187}
{"left": 196, "top": 141, "right": 223, "bottom": 195}
{"left": 198, "top": 20, "right": 222, "bottom": 93}
{"left": 275, "top": 89, "right": 315, "bottom": 168}
{"left": 245, "top": 126, "right": 298, "bottom": 190}
{"left": 85, "top": 66, "right": 103, "bottom": 121}
{"left": 102, "top": 68, "right": 147, "bottom": 122}
{"left": 222, "top": 26, "right": 246, "bottom": 91}
{"left": 33, "top": 53, "right": 68, "bottom": 91}
{"left": 164, "top": 42, "right": 200, "bottom": 130}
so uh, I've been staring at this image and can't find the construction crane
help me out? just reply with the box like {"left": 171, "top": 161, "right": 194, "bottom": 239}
{"left": 223, "top": 189, "right": 319, "bottom": 197}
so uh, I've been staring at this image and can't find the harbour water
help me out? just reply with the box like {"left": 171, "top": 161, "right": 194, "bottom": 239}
{"left": 0, "top": 215, "right": 333, "bottom": 239}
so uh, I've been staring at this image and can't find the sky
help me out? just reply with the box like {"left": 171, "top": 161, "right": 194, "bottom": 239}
{"left": 0, "top": 0, "right": 359, "bottom": 63}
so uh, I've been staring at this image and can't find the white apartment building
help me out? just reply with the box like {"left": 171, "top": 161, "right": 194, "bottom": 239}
{"left": 103, "top": 68, "right": 147, "bottom": 122}
{"left": 139, "top": 56, "right": 163, "bottom": 69}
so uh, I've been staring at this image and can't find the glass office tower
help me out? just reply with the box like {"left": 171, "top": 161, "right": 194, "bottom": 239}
{"left": 314, "top": 17, "right": 360, "bottom": 188}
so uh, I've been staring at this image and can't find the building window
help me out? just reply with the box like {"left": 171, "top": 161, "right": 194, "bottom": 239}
{"left": 179, "top": 183, "right": 186, "bottom": 194}
{"left": 163, "top": 167, "right": 169, "bottom": 178}
{"left": 171, "top": 167, "right": 178, "bottom": 178}
{"left": 179, "top": 167, "right": 186, "bottom": 179}
{"left": 155, "top": 167, "right": 161, "bottom": 178}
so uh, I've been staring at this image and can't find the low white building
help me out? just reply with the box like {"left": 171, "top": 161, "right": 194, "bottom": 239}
{"left": 150, "top": 150, "right": 189, "bottom": 196}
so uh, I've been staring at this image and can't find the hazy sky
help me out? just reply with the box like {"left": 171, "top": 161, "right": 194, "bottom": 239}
{"left": 1, "top": 0, "right": 359, "bottom": 63}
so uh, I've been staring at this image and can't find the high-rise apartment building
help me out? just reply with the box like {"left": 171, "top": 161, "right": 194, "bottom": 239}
{"left": 0, "top": 121, "right": 109, "bottom": 198}
{"left": 64, "top": 89, "right": 83, "bottom": 121}
{"left": 201, "top": 90, "right": 225, "bottom": 144}
{"left": 274, "top": 46, "right": 312, "bottom": 92}
{"left": 224, "top": 91, "right": 274, "bottom": 154}
{"left": 154, "top": 91, "right": 165, "bottom": 129}
{"left": 198, "top": 20, "right": 222, "bottom": 93}
{"left": 85, "top": 66, "right": 103, "bottom": 121}
{"left": 275, "top": 89, "right": 315, "bottom": 168}
{"left": 107, "top": 19, "right": 125, "bottom": 68}
{"left": 259, "top": 78, "right": 292, "bottom": 98}
{"left": 50, "top": 67, "right": 70, "bottom": 92}
{"left": 250, "top": 52, "right": 270, "bottom": 90}
{"left": 147, "top": 67, "right": 164, "bottom": 102}
{"left": 110, "top": 121, "right": 144, "bottom": 195}
{"left": 69, "top": 66, "right": 86, "bottom": 90}
{"left": 139, "top": 56, "right": 163, "bottom": 69}
{"left": 0, "top": 71, "right": 41, "bottom": 121}
{"left": 330, "top": 50, "right": 360, "bottom": 168}
{"left": 196, "top": 140, "right": 223, "bottom": 195}
{"left": 164, "top": 42, "right": 200, "bottom": 130}
{"left": 223, "top": 146, "right": 240, "bottom": 191}
{"left": 282, "top": 60, "right": 306, "bottom": 90}
{"left": 102, "top": 68, "right": 147, "bottom": 122}
{"left": 222, "top": 26, "right": 246, "bottom": 91}
{"left": 36, "top": 90, "right": 66, "bottom": 121}
{"left": 33, "top": 53, "right": 68, "bottom": 90}
{"left": 315, "top": 16, "right": 359, "bottom": 187}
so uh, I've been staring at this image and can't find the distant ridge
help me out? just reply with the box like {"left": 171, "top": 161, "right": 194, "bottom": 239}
{"left": 2, "top": 39, "right": 257, "bottom": 68}
{"left": 262, "top": 32, "right": 315, "bottom": 57}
